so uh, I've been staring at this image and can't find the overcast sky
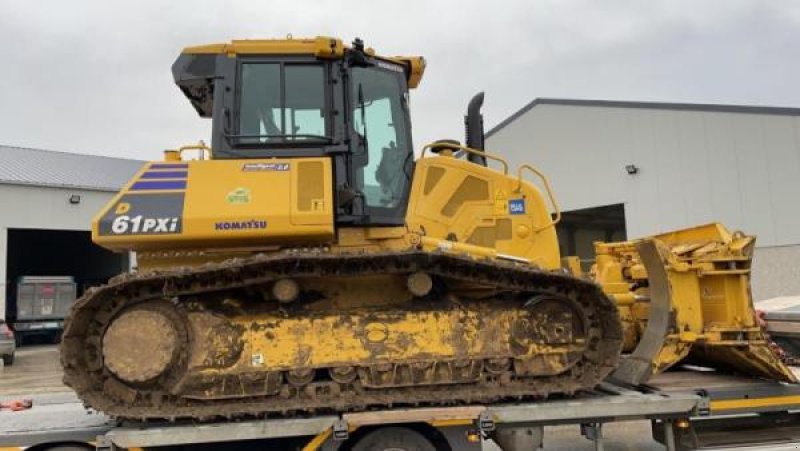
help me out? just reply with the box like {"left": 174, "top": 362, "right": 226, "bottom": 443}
{"left": 1, "top": 0, "right": 799, "bottom": 160}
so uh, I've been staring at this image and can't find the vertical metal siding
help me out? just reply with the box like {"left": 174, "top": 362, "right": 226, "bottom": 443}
{"left": 763, "top": 117, "right": 800, "bottom": 245}
{"left": 0, "top": 185, "right": 118, "bottom": 319}
{"left": 488, "top": 104, "right": 800, "bottom": 247}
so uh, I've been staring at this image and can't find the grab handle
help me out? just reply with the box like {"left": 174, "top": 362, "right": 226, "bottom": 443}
{"left": 164, "top": 141, "right": 212, "bottom": 161}
{"left": 515, "top": 164, "right": 561, "bottom": 232}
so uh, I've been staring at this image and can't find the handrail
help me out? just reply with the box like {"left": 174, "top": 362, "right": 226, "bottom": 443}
{"left": 421, "top": 143, "right": 508, "bottom": 175}
{"left": 515, "top": 164, "right": 562, "bottom": 232}
{"left": 164, "top": 141, "right": 212, "bottom": 161}
{"left": 178, "top": 141, "right": 212, "bottom": 160}
{"left": 420, "top": 142, "right": 559, "bottom": 232}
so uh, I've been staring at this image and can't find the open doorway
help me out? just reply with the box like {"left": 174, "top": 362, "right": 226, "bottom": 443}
{"left": 5, "top": 228, "right": 128, "bottom": 343}
{"left": 556, "top": 203, "right": 626, "bottom": 271}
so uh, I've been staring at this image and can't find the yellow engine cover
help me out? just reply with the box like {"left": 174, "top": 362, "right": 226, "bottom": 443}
{"left": 93, "top": 158, "right": 334, "bottom": 251}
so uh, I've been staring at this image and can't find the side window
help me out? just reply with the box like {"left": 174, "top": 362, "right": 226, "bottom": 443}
{"left": 238, "top": 63, "right": 326, "bottom": 143}
{"left": 285, "top": 66, "right": 325, "bottom": 138}
{"left": 239, "top": 64, "right": 281, "bottom": 141}
{"left": 354, "top": 97, "right": 399, "bottom": 205}
{"left": 352, "top": 67, "right": 411, "bottom": 210}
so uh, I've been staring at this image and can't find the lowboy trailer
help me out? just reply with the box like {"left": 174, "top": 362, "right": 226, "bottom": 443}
{"left": 3, "top": 368, "right": 800, "bottom": 451}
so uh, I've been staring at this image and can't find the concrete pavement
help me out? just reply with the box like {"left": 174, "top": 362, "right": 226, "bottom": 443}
{"left": 0, "top": 344, "right": 66, "bottom": 396}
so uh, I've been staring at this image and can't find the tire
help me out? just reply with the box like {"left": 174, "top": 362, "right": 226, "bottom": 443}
{"left": 351, "top": 427, "right": 437, "bottom": 451}
{"left": 41, "top": 446, "right": 93, "bottom": 451}
{"left": 2, "top": 354, "right": 13, "bottom": 366}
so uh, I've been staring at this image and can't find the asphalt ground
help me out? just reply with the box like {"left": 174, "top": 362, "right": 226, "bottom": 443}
{"left": 0, "top": 344, "right": 67, "bottom": 395}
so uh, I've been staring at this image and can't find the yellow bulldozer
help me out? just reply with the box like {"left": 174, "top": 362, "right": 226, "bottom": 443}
{"left": 60, "top": 37, "right": 794, "bottom": 421}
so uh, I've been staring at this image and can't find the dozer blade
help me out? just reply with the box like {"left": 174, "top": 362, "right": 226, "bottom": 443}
{"left": 609, "top": 240, "right": 681, "bottom": 385}
{"left": 595, "top": 223, "right": 796, "bottom": 386}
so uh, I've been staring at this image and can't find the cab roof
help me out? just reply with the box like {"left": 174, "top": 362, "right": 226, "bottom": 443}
{"left": 174, "top": 36, "right": 425, "bottom": 117}
{"left": 180, "top": 36, "right": 425, "bottom": 89}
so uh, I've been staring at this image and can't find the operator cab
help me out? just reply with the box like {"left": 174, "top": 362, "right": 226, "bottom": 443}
{"left": 172, "top": 37, "right": 425, "bottom": 226}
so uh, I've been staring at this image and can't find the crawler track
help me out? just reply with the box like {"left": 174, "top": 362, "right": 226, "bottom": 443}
{"left": 61, "top": 251, "right": 623, "bottom": 421}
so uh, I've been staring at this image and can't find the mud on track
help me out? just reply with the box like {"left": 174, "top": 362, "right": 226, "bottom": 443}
{"left": 61, "top": 251, "right": 623, "bottom": 421}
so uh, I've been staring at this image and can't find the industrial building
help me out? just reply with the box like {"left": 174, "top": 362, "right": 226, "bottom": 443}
{"left": 0, "top": 145, "right": 143, "bottom": 320}
{"left": 486, "top": 99, "right": 800, "bottom": 300}
{"left": 2, "top": 98, "right": 798, "bottom": 320}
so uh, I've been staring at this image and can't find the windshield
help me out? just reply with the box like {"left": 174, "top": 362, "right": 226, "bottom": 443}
{"left": 238, "top": 63, "right": 327, "bottom": 143}
{"left": 351, "top": 65, "right": 413, "bottom": 212}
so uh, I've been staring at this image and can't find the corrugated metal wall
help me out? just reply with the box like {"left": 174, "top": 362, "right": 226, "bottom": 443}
{"left": 486, "top": 104, "right": 800, "bottom": 247}
{"left": 0, "top": 184, "right": 117, "bottom": 319}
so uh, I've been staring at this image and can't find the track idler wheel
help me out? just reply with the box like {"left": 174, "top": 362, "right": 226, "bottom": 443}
{"left": 102, "top": 302, "right": 186, "bottom": 385}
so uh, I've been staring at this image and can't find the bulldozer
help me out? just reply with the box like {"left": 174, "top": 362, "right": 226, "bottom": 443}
{"left": 60, "top": 36, "right": 794, "bottom": 421}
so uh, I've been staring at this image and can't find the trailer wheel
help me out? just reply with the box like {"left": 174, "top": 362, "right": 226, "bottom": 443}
{"left": 38, "top": 445, "right": 93, "bottom": 451}
{"left": 351, "top": 427, "right": 437, "bottom": 451}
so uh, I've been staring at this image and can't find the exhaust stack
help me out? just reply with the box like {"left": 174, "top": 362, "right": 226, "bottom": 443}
{"left": 465, "top": 92, "right": 487, "bottom": 166}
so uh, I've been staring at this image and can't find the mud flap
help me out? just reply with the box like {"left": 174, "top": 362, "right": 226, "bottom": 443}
{"left": 610, "top": 233, "right": 796, "bottom": 386}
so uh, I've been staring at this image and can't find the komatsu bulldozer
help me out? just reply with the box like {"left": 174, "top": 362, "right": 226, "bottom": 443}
{"left": 60, "top": 36, "right": 794, "bottom": 421}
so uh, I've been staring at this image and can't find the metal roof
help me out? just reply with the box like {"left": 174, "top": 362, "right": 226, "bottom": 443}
{"left": 486, "top": 98, "right": 800, "bottom": 138}
{"left": 0, "top": 145, "right": 144, "bottom": 192}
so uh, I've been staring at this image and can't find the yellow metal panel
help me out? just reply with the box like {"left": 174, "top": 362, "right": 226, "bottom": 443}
{"left": 243, "top": 307, "right": 471, "bottom": 368}
{"left": 182, "top": 36, "right": 345, "bottom": 59}
{"left": 302, "top": 428, "right": 333, "bottom": 451}
{"left": 561, "top": 256, "right": 583, "bottom": 277}
{"left": 429, "top": 418, "right": 475, "bottom": 427}
{"left": 406, "top": 154, "right": 561, "bottom": 269}
{"left": 91, "top": 162, "right": 151, "bottom": 244}
{"left": 292, "top": 160, "right": 329, "bottom": 225}
{"left": 93, "top": 158, "right": 334, "bottom": 251}
{"left": 710, "top": 395, "right": 800, "bottom": 412}
{"left": 390, "top": 56, "right": 426, "bottom": 88}
{"left": 212, "top": 299, "right": 578, "bottom": 373}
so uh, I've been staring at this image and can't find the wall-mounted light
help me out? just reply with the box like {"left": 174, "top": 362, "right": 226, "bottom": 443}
{"left": 625, "top": 164, "right": 640, "bottom": 175}
{"left": 69, "top": 194, "right": 81, "bottom": 204}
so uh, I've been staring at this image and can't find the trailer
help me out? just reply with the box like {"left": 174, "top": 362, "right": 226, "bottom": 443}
{"left": 11, "top": 276, "right": 76, "bottom": 345}
{"left": 3, "top": 367, "right": 800, "bottom": 450}
{"left": 759, "top": 296, "right": 800, "bottom": 360}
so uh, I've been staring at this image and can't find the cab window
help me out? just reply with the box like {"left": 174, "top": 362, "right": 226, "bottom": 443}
{"left": 238, "top": 64, "right": 326, "bottom": 143}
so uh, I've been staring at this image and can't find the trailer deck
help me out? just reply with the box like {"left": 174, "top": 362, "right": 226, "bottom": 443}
{"left": 101, "top": 383, "right": 699, "bottom": 449}
{"left": 2, "top": 368, "right": 800, "bottom": 450}
{"left": 647, "top": 368, "right": 800, "bottom": 449}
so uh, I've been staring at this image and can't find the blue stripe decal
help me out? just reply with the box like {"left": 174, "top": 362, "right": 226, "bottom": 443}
{"left": 130, "top": 181, "right": 187, "bottom": 191}
{"left": 140, "top": 171, "right": 188, "bottom": 179}
{"left": 150, "top": 163, "right": 189, "bottom": 169}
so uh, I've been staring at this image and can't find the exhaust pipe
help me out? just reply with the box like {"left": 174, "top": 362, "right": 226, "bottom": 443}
{"left": 465, "top": 92, "right": 487, "bottom": 166}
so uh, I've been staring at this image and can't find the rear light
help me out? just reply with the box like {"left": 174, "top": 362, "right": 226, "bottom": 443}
{"left": 0, "top": 324, "right": 13, "bottom": 338}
